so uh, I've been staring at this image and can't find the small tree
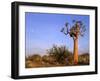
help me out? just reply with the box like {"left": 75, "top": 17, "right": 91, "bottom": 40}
{"left": 61, "top": 20, "right": 86, "bottom": 64}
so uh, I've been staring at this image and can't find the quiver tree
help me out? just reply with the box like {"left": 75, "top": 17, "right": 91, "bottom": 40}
{"left": 61, "top": 20, "right": 86, "bottom": 64}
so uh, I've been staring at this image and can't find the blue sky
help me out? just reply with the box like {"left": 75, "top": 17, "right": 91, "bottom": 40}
{"left": 25, "top": 12, "right": 89, "bottom": 56}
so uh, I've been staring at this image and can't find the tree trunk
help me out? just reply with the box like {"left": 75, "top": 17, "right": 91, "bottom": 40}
{"left": 73, "top": 38, "right": 78, "bottom": 64}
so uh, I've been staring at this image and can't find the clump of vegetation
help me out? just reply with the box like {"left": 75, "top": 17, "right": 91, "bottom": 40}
{"left": 25, "top": 45, "right": 89, "bottom": 68}
{"left": 26, "top": 54, "right": 43, "bottom": 68}
{"left": 78, "top": 53, "right": 89, "bottom": 65}
{"left": 47, "top": 45, "right": 72, "bottom": 65}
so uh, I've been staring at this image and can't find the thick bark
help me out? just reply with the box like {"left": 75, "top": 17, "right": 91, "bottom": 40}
{"left": 73, "top": 38, "right": 78, "bottom": 64}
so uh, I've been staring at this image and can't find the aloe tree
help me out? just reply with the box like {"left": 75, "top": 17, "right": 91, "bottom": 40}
{"left": 61, "top": 20, "right": 86, "bottom": 64}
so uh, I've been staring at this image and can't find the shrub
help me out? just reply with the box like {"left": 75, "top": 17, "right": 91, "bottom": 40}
{"left": 27, "top": 54, "right": 42, "bottom": 63}
{"left": 47, "top": 45, "right": 72, "bottom": 64}
{"left": 78, "top": 53, "right": 89, "bottom": 65}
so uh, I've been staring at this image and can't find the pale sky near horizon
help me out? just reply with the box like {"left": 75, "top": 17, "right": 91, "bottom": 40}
{"left": 25, "top": 12, "right": 89, "bottom": 56}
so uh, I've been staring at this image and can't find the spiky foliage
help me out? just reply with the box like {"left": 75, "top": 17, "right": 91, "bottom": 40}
{"left": 47, "top": 45, "right": 71, "bottom": 64}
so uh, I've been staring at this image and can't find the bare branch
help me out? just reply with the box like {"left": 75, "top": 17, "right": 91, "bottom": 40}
{"left": 61, "top": 20, "right": 86, "bottom": 37}
{"left": 65, "top": 22, "right": 69, "bottom": 27}
{"left": 61, "top": 28, "right": 64, "bottom": 32}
